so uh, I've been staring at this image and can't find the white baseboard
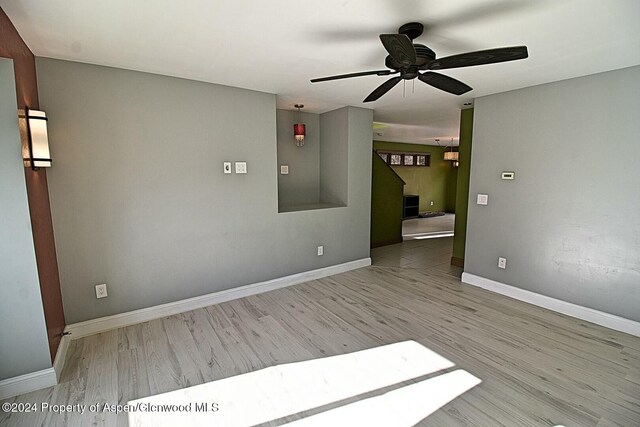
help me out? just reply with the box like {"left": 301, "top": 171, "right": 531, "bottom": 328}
{"left": 0, "top": 335, "right": 70, "bottom": 400}
{"left": 461, "top": 272, "right": 640, "bottom": 337}
{"left": 53, "top": 334, "right": 70, "bottom": 382}
{"left": 66, "top": 258, "right": 371, "bottom": 339}
{"left": 0, "top": 368, "right": 56, "bottom": 401}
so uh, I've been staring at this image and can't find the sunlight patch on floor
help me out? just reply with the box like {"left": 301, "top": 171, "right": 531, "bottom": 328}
{"left": 284, "top": 370, "right": 481, "bottom": 426}
{"left": 128, "top": 341, "right": 480, "bottom": 426}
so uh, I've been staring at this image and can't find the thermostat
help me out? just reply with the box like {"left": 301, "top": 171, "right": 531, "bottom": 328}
{"left": 501, "top": 171, "right": 515, "bottom": 180}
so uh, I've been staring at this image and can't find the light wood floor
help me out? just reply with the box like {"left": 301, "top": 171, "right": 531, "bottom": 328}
{"left": 2, "top": 238, "right": 639, "bottom": 426}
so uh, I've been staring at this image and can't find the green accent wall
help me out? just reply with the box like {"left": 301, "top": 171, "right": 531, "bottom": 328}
{"left": 373, "top": 141, "right": 458, "bottom": 213}
{"left": 370, "top": 152, "right": 404, "bottom": 247}
{"left": 452, "top": 108, "right": 473, "bottom": 262}
{"left": 446, "top": 165, "right": 458, "bottom": 213}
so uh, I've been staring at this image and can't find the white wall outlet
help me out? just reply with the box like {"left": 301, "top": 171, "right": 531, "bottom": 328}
{"left": 501, "top": 171, "right": 515, "bottom": 180}
{"left": 430, "top": 200, "right": 434, "bottom": 206}
{"left": 223, "top": 162, "right": 232, "bottom": 174}
{"left": 498, "top": 257, "right": 507, "bottom": 269}
{"left": 95, "top": 283, "right": 108, "bottom": 298}
{"left": 477, "top": 194, "right": 489, "bottom": 205}
{"left": 280, "top": 165, "right": 289, "bottom": 175}
{"left": 235, "top": 161, "right": 247, "bottom": 174}
{"left": 317, "top": 245, "right": 324, "bottom": 256}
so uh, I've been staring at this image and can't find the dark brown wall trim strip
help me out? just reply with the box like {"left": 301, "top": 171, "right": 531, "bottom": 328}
{"left": 1, "top": 7, "right": 65, "bottom": 361}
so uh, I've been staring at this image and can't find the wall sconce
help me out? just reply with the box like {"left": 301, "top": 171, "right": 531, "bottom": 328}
{"left": 293, "top": 104, "right": 305, "bottom": 147}
{"left": 22, "top": 109, "right": 52, "bottom": 170}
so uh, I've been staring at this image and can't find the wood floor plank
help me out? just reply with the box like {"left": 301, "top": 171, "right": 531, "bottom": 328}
{"left": 2, "top": 237, "right": 639, "bottom": 426}
{"left": 80, "top": 330, "right": 118, "bottom": 427}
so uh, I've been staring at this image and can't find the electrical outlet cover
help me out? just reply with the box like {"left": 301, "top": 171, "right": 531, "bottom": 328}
{"left": 317, "top": 245, "right": 324, "bottom": 256}
{"left": 477, "top": 194, "right": 489, "bottom": 205}
{"left": 95, "top": 283, "right": 108, "bottom": 298}
{"left": 280, "top": 165, "right": 289, "bottom": 175}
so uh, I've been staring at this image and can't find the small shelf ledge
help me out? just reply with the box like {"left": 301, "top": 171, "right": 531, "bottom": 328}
{"left": 278, "top": 202, "right": 346, "bottom": 213}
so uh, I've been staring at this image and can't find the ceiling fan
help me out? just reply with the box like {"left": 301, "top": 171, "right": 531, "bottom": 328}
{"left": 310, "top": 22, "right": 528, "bottom": 102}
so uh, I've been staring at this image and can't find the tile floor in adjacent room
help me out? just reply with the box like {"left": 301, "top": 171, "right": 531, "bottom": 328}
{"left": 371, "top": 235, "right": 459, "bottom": 272}
{"left": 402, "top": 214, "right": 455, "bottom": 240}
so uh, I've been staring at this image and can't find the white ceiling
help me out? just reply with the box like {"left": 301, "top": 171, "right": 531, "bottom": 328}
{"left": 3, "top": 0, "right": 639, "bottom": 145}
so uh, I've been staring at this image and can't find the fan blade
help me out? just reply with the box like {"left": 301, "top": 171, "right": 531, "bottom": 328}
{"left": 419, "top": 72, "right": 472, "bottom": 95}
{"left": 311, "top": 70, "right": 395, "bottom": 83}
{"left": 363, "top": 76, "right": 403, "bottom": 103}
{"left": 380, "top": 34, "right": 417, "bottom": 66}
{"left": 428, "top": 46, "right": 528, "bottom": 70}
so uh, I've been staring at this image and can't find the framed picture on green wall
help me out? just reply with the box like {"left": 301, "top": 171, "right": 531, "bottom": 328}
{"left": 377, "top": 151, "right": 430, "bottom": 167}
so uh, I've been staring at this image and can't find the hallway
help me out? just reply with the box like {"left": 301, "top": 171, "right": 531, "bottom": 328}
{"left": 370, "top": 236, "right": 461, "bottom": 277}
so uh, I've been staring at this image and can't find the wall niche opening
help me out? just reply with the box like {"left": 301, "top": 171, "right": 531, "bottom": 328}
{"left": 277, "top": 107, "right": 349, "bottom": 213}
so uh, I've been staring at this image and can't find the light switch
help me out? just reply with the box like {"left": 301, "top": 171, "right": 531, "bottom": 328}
{"left": 235, "top": 162, "right": 247, "bottom": 174}
{"left": 477, "top": 194, "right": 488, "bottom": 205}
{"left": 223, "top": 162, "right": 232, "bottom": 174}
{"left": 280, "top": 165, "right": 289, "bottom": 175}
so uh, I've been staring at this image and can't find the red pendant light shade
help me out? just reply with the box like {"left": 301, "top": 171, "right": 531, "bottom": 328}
{"left": 294, "top": 123, "right": 306, "bottom": 142}
{"left": 293, "top": 104, "right": 305, "bottom": 147}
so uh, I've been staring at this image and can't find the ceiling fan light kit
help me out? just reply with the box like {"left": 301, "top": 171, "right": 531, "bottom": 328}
{"left": 311, "top": 22, "right": 528, "bottom": 102}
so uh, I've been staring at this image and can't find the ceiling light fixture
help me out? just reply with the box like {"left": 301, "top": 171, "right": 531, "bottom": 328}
{"left": 293, "top": 104, "right": 305, "bottom": 147}
{"left": 444, "top": 138, "right": 459, "bottom": 162}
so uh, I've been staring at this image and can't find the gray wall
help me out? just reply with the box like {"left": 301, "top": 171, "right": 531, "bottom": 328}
{"left": 36, "top": 58, "right": 373, "bottom": 324}
{"left": 320, "top": 107, "right": 349, "bottom": 206}
{"left": 465, "top": 66, "right": 640, "bottom": 321}
{"left": 0, "top": 58, "right": 51, "bottom": 379}
{"left": 276, "top": 109, "right": 320, "bottom": 208}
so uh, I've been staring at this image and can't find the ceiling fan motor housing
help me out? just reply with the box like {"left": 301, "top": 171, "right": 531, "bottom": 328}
{"left": 385, "top": 44, "right": 436, "bottom": 71}
{"left": 398, "top": 22, "right": 424, "bottom": 40}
